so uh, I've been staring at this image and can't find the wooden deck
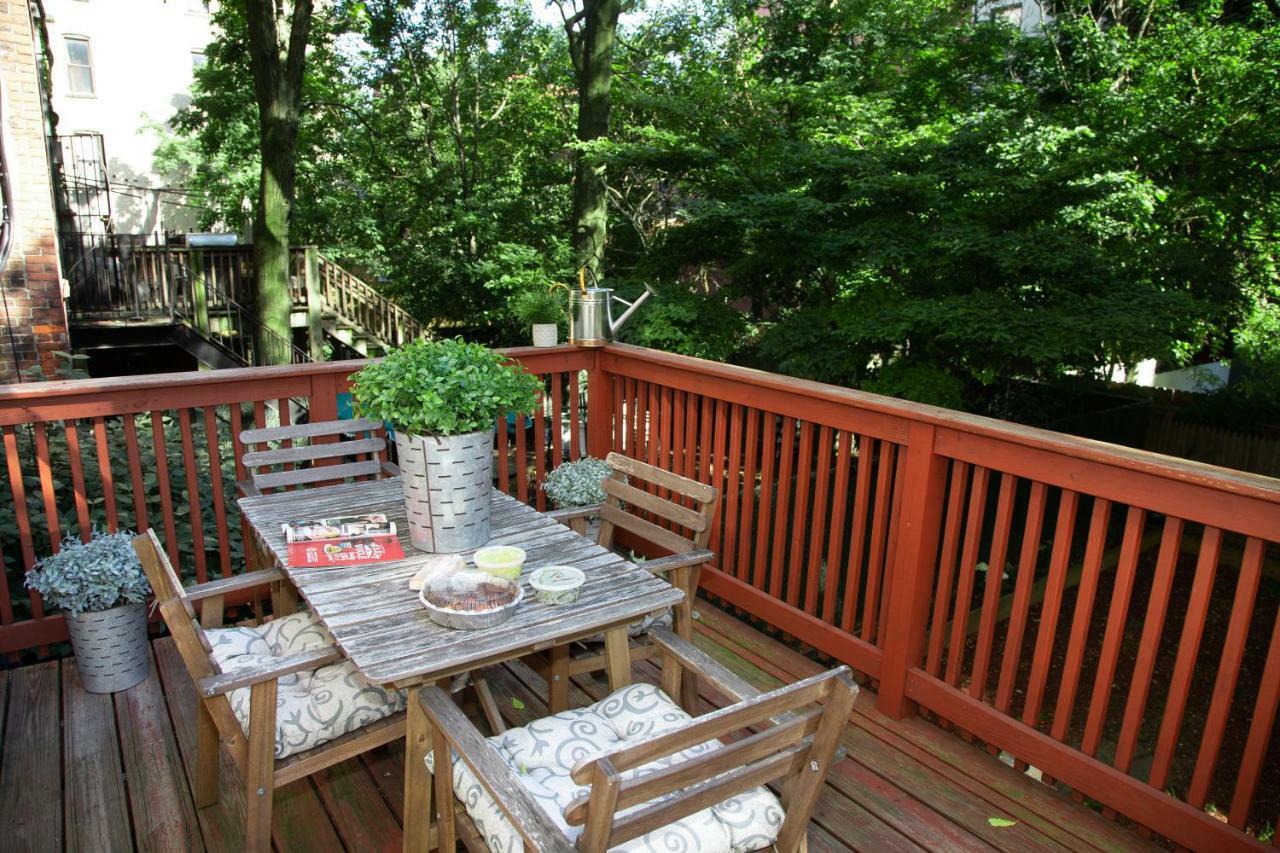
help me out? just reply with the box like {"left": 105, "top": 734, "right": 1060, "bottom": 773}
{"left": 0, "top": 602, "right": 1157, "bottom": 853}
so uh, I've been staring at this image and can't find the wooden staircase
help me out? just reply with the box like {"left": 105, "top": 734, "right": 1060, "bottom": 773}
{"left": 63, "top": 236, "right": 425, "bottom": 367}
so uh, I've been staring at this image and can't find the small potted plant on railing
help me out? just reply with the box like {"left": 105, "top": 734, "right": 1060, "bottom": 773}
{"left": 511, "top": 286, "right": 566, "bottom": 348}
{"left": 350, "top": 337, "right": 542, "bottom": 553}
{"left": 543, "top": 456, "right": 612, "bottom": 535}
{"left": 25, "top": 529, "right": 153, "bottom": 693}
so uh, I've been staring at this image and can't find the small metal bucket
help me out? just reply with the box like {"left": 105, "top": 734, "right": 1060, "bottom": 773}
{"left": 66, "top": 602, "right": 150, "bottom": 693}
{"left": 395, "top": 427, "right": 495, "bottom": 553}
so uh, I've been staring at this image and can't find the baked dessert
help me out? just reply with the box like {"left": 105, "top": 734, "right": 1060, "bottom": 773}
{"left": 425, "top": 571, "right": 518, "bottom": 612}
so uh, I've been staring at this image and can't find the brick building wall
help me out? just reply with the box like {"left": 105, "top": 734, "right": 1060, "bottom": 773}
{"left": 0, "top": 0, "right": 66, "bottom": 383}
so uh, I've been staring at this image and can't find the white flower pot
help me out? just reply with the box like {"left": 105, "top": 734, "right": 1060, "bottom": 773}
{"left": 531, "top": 324, "right": 558, "bottom": 348}
{"left": 65, "top": 601, "right": 150, "bottom": 693}
{"left": 395, "top": 427, "right": 495, "bottom": 552}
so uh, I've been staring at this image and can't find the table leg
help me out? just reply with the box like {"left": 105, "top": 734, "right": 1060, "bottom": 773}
{"left": 403, "top": 689, "right": 435, "bottom": 853}
{"left": 604, "top": 627, "right": 632, "bottom": 692}
{"left": 548, "top": 644, "right": 570, "bottom": 714}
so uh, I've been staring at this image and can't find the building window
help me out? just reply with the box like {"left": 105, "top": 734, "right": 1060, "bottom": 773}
{"left": 191, "top": 51, "right": 206, "bottom": 70}
{"left": 64, "top": 36, "right": 95, "bottom": 95}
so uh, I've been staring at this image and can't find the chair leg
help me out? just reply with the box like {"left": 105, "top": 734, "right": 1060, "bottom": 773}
{"left": 472, "top": 674, "right": 507, "bottom": 735}
{"left": 671, "top": 566, "right": 698, "bottom": 712}
{"left": 548, "top": 643, "right": 570, "bottom": 714}
{"left": 403, "top": 687, "right": 436, "bottom": 853}
{"left": 433, "top": 725, "right": 458, "bottom": 852}
{"left": 244, "top": 680, "right": 277, "bottom": 853}
{"left": 195, "top": 700, "right": 221, "bottom": 808}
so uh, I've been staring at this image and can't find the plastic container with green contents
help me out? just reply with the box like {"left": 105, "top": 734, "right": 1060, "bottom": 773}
{"left": 472, "top": 545, "right": 527, "bottom": 580}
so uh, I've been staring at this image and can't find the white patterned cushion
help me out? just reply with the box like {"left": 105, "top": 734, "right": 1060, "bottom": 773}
{"left": 207, "top": 611, "right": 406, "bottom": 759}
{"left": 426, "top": 683, "right": 784, "bottom": 852}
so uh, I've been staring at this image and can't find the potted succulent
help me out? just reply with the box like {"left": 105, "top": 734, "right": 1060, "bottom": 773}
{"left": 511, "top": 287, "right": 566, "bottom": 348}
{"left": 25, "top": 529, "right": 152, "bottom": 693}
{"left": 351, "top": 337, "right": 542, "bottom": 552}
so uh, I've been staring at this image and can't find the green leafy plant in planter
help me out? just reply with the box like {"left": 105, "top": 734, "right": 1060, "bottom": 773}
{"left": 25, "top": 529, "right": 153, "bottom": 692}
{"left": 543, "top": 457, "right": 612, "bottom": 509}
{"left": 511, "top": 287, "right": 567, "bottom": 347}
{"left": 350, "top": 337, "right": 542, "bottom": 552}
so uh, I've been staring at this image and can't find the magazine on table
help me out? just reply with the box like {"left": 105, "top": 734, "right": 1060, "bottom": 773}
{"left": 281, "top": 513, "right": 405, "bottom": 567}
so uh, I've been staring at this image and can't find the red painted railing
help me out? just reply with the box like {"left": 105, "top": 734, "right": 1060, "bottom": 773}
{"left": 595, "top": 344, "right": 1280, "bottom": 853}
{"left": 0, "top": 342, "right": 1276, "bottom": 849}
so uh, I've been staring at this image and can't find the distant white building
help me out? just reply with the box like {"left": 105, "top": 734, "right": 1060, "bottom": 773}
{"left": 41, "top": 0, "right": 216, "bottom": 233}
{"left": 975, "top": 0, "right": 1050, "bottom": 34}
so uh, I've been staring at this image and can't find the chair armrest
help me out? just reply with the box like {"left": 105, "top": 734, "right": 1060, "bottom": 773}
{"left": 198, "top": 646, "right": 342, "bottom": 697}
{"left": 417, "top": 687, "right": 574, "bottom": 852}
{"left": 237, "top": 478, "right": 262, "bottom": 497}
{"left": 544, "top": 504, "right": 601, "bottom": 524}
{"left": 380, "top": 459, "right": 401, "bottom": 477}
{"left": 641, "top": 550, "right": 714, "bottom": 576}
{"left": 186, "top": 568, "right": 286, "bottom": 601}
{"left": 648, "top": 627, "right": 762, "bottom": 704}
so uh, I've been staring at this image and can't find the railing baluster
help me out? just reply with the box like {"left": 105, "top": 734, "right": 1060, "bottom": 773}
{"left": 969, "top": 472, "right": 1016, "bottom": 701}
{"left": 568, "top": 371, "right": 582, "bottom": 460}
{"left": 33, "top": 424, "right": 61, "bottom": 553}
{"left": 721, "top": 404, "right": 744, "bottom": 577}
{"left": 734, "top": 407, "right": 759, "bottom": 582}
{"left": 786, "top": 421, "right": 815, "bottom": 608}
{"left": 821, "top": 431, "right": 854, "bottom": 625}
{"left": 177, "top": 409, "right": 209, "bottom": 583}
{"left": 707, "top": 400, "right": 730, "bottom": 567}
{"left": 515, "top": 400, "right": 529, "bottom": 505}
{"left": 1187, "top": 536, "right": 1264, "bottom": 808}
{"left": 768, "top": 416, "right": 796, "bottom": 601}
{"left": 3, "top": 427, "right": 37, "bottom": 571}
{"left": 944, "top": 465, "right": 990, "bottom": 686}
{"left": 203, "top": 407, "right": 233, "bottom": 578}
{"left": 878, "top": 447, "right": 909, "bottom": 644}
{"left": 550, "top": 373, "right": 564, "bottom": 469}
{"left": 1148, "top": 526, "right": 1223, "bottom": 793}
{"left": 1081, "top": 506, "right": 1147, "bottom": 756}
{"left": 533, "top": 388, "right": 548, "bottom": 511}
{"left": 1022, "top": 489, "right": 1079, "bottom": 730}
{"left": 752, "top": 413, "right": 777, "bottom": 592}
{"left": 64, "top": 420, "right": 92, "bottom": 541}
{"left": 926, "top": 461, "right": 969, "bottom": 677}
{"left": 121, "top": 414, "right": 149, "bottom": 532}
{"left": 803, "top": 425, "right": 834, "bottom": 616}
{"left": 92, "top": 417, "right": 119, "bottom": 532}
{"left": 150, "top": 411, "right": 180, "bottom": 565}
{"left": 1228, "top": 591, "right": 1280, "bottom": 828}
{"left": 840, "top": 435, "right": 875, "bottom": 634}
{"left": 994, "top": 480, "right": 1047, "bottom": 712}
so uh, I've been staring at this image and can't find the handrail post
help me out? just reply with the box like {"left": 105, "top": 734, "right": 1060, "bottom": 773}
{"left": 304, "top": 247, "right": 324, "bottom": 362}
{"left": 586, "top": 348, "right": 614, "bottom": 459}
{"left": 878, "top": 422, "right": 949, "bottom": 719}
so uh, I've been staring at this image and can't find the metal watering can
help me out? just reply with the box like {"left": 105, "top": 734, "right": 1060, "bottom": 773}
{"left": 568, "top": 282, "right": 656, "bottom": 347}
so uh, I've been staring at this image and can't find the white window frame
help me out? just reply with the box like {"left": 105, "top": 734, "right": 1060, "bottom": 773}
{"left": 63, "top": 35, "right": 96, "bottom": 97}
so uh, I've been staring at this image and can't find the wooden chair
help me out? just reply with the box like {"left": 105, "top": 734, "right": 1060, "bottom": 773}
{"left": 538, "top": 452, "right": 720, "bottom": 713}
{"left": 133, "top": 529, "right": 408, "bottom": 853}
{"left": 238, "top": 416, "right": 397, "bottom": 496}
{"left": 417, "top": 627, "right": 856, "bottom": 853}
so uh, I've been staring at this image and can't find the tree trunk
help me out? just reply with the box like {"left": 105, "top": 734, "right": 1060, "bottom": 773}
{"left": 570, "top": 0, "right": 621, "bottom": 281}
{"left": 243, "top": 0, "right": 314, "bottom": 365}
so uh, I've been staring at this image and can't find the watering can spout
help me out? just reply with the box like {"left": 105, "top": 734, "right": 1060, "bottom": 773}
{"left": 608, "top": 283, "right": 655, "bottom": 334}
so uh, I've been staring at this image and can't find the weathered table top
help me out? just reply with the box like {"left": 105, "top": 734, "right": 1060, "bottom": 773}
{"left": 238, "top": 478, "right": 683, "bottom": 686}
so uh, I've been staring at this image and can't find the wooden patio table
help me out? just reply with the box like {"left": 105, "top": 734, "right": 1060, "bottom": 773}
{"left": 238, "top": 477, "right": 684, "bottom": 853}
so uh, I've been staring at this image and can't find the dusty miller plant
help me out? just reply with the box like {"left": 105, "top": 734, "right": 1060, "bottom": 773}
{"left": 25, "top": 530, "right": 151, "bottom": 615}
{"left": 543, "top": 457, "right": 612, "bottom": 509}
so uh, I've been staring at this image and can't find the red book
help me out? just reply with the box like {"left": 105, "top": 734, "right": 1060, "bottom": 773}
{"left": 286, "top": 534, "right": 405, "bottom": 568}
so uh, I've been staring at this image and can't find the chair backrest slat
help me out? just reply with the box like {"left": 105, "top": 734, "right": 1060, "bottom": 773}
{"left": 239, "top": 417, "right": 394, "bottom": 495}
{"left": 596, "top": 452, "right": 719, "bottom": 554}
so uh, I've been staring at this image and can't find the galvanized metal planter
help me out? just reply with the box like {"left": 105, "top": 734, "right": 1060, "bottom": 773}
{"left": 395, "top": 427, "right": 495, "bottom": 553}
{"left": 65, "top": 601, "right": 150, "bottom": 693}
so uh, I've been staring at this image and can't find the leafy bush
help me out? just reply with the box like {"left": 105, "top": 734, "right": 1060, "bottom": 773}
{"left": 350, "top": 337, "right": 542, "bottom": 436}
{"left": 25, "top": 530, "right": 151, "bottom": 615}
{"left": 511, "top": 287, "right": 566, "bottom": 327}
{"left": 543, "top": 457, "right": 612, "bottom": 509}
{"left": 619, "top": 284, "right": 748, "bottom": 362}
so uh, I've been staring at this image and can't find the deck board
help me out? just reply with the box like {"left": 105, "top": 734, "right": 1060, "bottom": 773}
{"left": 63, "top": 660, "right": 133, "bottom": 852}
{"left": 0, "top": 602, "right": 1158, "bottom": 853}
{"left": 0, "top": 662, "right": 61, "bottom": 853}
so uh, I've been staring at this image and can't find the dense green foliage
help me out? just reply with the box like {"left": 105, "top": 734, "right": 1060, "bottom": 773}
{"left": 25, "top": 530, "right": 151, "bottom": 615}
{"left": 161, "top": 0, "right": 1280, "bottom": 415}
{"left": 350, "top": 338, "right": 542, "bottom": 435}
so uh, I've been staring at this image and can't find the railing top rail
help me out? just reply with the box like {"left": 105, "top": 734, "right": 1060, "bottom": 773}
{"left": 600, "top": 343, "right": 1280, "bottom": 505}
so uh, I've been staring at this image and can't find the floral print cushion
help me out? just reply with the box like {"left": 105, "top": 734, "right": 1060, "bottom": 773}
{"left": 207, "top": 611, "right": 405, "bottom": 759}
{"left": 426, "top": 682, "right": 784, "bottom": 853}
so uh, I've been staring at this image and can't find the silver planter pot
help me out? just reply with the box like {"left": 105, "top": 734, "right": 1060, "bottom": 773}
{"left": 395, "top": 427, "right": 495, "bottom": 553}
{"left": 65, "top": 601, "right": 150, "bottom": 693}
